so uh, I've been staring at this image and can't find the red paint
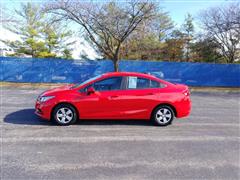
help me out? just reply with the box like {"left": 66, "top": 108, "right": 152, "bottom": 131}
{"left": 35, "top": 72, "right": 191, "bottom": 121}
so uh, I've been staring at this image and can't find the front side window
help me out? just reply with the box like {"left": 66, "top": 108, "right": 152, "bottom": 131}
{"left": 93, "top": 77, "right": 123, "bottom": 91}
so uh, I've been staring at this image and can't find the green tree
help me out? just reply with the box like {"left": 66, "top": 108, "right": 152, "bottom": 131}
{"left": 42, "top": 22, "right": 74, "bottom": 59}
{"left": 2, "top": 3, "right": 46, "bottom": 57}
{"left": 120, "top": 11, "right": 174, "bottom": 61}
{"left": 121, "top": 33, "right": 164, "bottom": 60}
{"left": 62, "top": 48, "right": 73, "bottom": 59}
{"left": 2, "top": 3, "right": 74, "bottom": 59}
{"left": 191, "top": 38, "right": 223, "bottom": 63}
{"left": 162, "top": 30, "right": 185, "bottom": 61}
{"left": 182, "top": 13, "right": 194, "bottom": 61}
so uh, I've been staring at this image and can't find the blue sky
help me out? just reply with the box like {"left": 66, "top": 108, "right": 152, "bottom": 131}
{"left": 5, "top": 0, "right": 237, "bottom": 26}
{"left": 161, "top": 0, "right": 237, "bottom": 26}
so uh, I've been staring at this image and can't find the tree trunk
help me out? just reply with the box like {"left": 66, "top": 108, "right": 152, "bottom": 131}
{"left": 186, "top": 39, "right": 190, "bottom": 62}
{"left": 228, "top": 52, "right": 235, "bottom": 63}
{"left": 113, "top": 59, "right": 119, "bottom": 72}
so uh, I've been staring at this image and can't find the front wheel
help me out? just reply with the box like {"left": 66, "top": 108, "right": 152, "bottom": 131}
{"left": 52, "top": 104, "right": 77, "bottom": 125}
{"left": 152, "top": 105, "right": 174, "bottom": 126}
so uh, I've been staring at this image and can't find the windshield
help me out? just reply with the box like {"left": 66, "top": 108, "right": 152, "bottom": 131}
{"left": 71, "top": 75, "right": 102, "bottom": 89}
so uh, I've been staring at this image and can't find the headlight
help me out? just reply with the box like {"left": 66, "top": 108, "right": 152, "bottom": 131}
{"left": 38, "top": 96, "right": 55, "bottom": 102}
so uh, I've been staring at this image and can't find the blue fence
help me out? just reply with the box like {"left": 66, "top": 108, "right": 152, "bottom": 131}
{"left": 1, "top": 57, "right": 240, "bottom": 87}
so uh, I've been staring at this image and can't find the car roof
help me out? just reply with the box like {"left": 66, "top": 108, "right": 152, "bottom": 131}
{"left": 101, "top": 72, "right": 173, "bottom": 86}
{"left": 102, "top": 72, "right": 157, "bottom": 79}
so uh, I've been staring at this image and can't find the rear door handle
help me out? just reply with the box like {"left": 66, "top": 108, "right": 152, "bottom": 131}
{"left": 136, "top": 93, "right": 154, "bottom": 96}
{"left": 109, "top": 95, "right": 118, "bottom": 99}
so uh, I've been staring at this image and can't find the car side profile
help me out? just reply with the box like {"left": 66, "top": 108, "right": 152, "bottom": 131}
{"left": 35, "top": 72, "right": 191, "bottom": 126}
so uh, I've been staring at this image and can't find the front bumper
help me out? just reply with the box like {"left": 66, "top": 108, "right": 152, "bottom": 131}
{"left": 35, "top": 100, "right": 52, "bottom": 120}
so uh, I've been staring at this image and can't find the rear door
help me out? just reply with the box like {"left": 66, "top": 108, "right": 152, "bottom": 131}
{"left": 118, "top": 76, "right": 162, "bottom": 119}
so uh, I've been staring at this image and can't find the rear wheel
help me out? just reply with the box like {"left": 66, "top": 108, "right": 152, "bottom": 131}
{"left": 52, "top": 104, "right": 77, "bottom": 125}
{"left": 152, "top": 105, "right": 174, "bottom": 126}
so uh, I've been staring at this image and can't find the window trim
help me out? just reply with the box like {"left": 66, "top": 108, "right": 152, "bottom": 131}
{"left": 125, "top": 76, "right": 167, "bottom": 90}
{"left": 80, "top": 76, "right": 124, "bottom": 93}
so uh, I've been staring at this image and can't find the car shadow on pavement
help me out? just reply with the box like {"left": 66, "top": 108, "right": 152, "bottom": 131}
{"left": 3, "top": 109, "right": 50, "bottom": 125}
{"left": 77, "top": 120, "right": 152, "bottom": 126}
{"left": 3, "top": 109, "right": 152, "bottom": 126}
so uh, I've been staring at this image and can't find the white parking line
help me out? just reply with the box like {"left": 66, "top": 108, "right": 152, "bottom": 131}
{"left": 2, "top": 136, "right": 240, "bottom": 143}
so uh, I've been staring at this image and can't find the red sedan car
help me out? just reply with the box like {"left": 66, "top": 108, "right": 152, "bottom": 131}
{"left": 35, "top": 72, "right": 191, "bottom": 126}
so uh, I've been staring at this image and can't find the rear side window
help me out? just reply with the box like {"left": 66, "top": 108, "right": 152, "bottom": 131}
{"left": 128, "top": 77, "right": 149, "bottom": 89}
{"left": 127, "top": 76, "right": 165, "bottom": 89}
{"left": 150, "top": 80, "right": 159, "bottom": 88}
{"left": 150, "top": 80, "right": 166, "bottom": 88}
{"left": 137, "top": 78, "right": 150, "bottom": 89}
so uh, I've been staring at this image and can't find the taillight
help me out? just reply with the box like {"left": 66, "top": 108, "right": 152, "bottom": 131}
{"left": 183, "top": 89, "right": 190, "bottom": 96}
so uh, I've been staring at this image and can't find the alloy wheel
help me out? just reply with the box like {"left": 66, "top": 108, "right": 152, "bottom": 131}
{"left": 56, "top": 107, "right": 73, "bottom": 124}
{"left": 155, "top": 108, "right": 172, "bottom": 125}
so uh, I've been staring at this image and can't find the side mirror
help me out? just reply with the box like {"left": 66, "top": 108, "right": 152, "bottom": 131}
{"left": 87, "top": 86, "right": 95, "bottom": 95}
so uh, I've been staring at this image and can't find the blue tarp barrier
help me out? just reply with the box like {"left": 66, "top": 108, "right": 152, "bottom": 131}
{"left": 0, "top": 57, "right": 240, "bottom": 87}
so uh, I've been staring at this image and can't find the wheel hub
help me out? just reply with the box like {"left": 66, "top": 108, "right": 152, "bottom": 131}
{"left": 156, "top": 108, "right": 172, "bottom": 124}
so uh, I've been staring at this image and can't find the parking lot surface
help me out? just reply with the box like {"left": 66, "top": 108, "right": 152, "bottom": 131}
{"left": 1, "top": 86, "right": 240, "bottom": 179}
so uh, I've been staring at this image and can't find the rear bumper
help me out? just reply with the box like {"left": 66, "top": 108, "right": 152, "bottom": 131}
{"left": 176, "top": 97, "right": 191, "bottom": 118}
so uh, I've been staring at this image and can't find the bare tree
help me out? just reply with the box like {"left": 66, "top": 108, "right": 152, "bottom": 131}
{"left": 200, "top": 3, "right": 240, "bottom": 63}
{"left": 46, "top": 0, "right": 157, "bottom": 71}
{"left": 152, "top": 12, "right": 175, "bottom": 42}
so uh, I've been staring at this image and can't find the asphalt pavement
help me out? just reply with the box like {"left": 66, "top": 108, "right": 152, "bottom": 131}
{"left": 1, "top": 86, "right": 240, "bottom": 179}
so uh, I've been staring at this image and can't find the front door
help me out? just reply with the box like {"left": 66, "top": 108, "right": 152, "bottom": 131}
{"left": 76, "top": 76, "right": 125, "bottom": 119}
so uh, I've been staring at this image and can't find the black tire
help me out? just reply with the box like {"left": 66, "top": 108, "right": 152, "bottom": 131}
{"left": 151, "top": 105, "right": 174, "bottom": 126}
{"left": 52, "top": 104, "right": 77, "bottom": 126}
